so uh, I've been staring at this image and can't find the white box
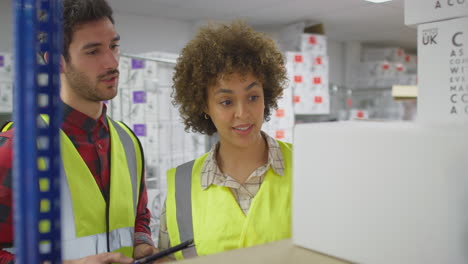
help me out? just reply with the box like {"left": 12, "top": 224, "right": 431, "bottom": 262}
{"left": 358, "top": 61, "right": 396, "bottom": 78}
{"left": 362, "top": 48, "right": 405, "bottom": 63}
{"left": 0, "top": 82, "right": 13, "bottom": 113}
{"left": 286, "top": 52, "right": 329, "bottom": 75}
{"left": 293, "top": 89, "right": 330, "bottom": 115}
{"left": 285, "top": 52, "right": 308, "bottom": 74}
{"left": 349, "top": 109, "right": 369, "bottom": 120}
{"left": 405, "top": 0, "right": 468, "bottom": 26}
{"left": 293, "top": 122, "right": 468, "bottom": 264}
{"left": 261, "top": 125, "right": 294, "bottom": 144}
{"left": 300, "top": 34, "right": 327, "bottom": 56}
{"left": 418, "top": 16, "right": 468, "bottom": 124}
{"left": 404, "top": 54, "right": 418, "bottom": 74}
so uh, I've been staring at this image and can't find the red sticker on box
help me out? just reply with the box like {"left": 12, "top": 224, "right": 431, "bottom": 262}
{"left": 294, "top": 96, "right": 301, "bottom": 103}
{"left": 313, "top": 77, "right": 321, "bottom": 84}
{"left": 382, "top": 63, "right": 390, "bottom": 70}
{"left": 314, "top": 96, "right": 323, "bottom": 104}
{"left": 276, "top": 108, "right": 285, "bottom": 117}
{"left": 309, "top": 36, "right": 316, "bottom": 44}
{"left": 294, "top": 55, "right": 303, "bottom": 63}
{"left": 294, "top": 75, "right": 303, "bottom": 83}
{"left": 276, "top": 130, "right": 285, "bottom": 139}
{"left": 405, "top": 55, "right": 411, "bottom": 62}
{"left": 346, "top": 98, "right": 353, "bottom": 108}
{"left": 396, "top": 64, "right": 404, "bottom": 72}
{"left": 315, "top": 57, "right": 322, "bottom": 65}
{"left": 357, "top": 111, "right": 364, "bottom": 118}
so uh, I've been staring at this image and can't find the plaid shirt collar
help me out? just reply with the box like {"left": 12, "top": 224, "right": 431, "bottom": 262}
{"left": 62, "top": 101, "right": 109, "bottom": 132}
{"left": 200, "top": 131, "right": 285, "bottom": 190}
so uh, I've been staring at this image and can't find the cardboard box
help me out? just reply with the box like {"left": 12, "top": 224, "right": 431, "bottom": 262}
{"left": 362, "top": 48, "right": 405, "bottom": 63}
{"left": 0, "top": 82, "right": 13, "bottom": 113}
{"left": 300, "top": 34, "right": 327, "bottom": 56}
{"left": 405, "top": 0, "right": 468, "bottom": 26}
{"left": 417, "top": 16, "right": 468, "bottom": 124}
{"left": 174, "top": 239, "right": 350, "bottom": 264}
{"left": 293, "top": 122, "right": 468, "bottom": 264}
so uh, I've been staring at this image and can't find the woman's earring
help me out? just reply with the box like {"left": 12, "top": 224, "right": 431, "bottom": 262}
{"left": 204, "top": 113, "right": 209, "bottom": 120}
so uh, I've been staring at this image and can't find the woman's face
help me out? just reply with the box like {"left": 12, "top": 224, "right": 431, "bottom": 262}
{"left": 205, "top": 72, "right": 265, "bottom": 150}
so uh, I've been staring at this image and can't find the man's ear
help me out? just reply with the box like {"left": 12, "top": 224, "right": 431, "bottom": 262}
{"left": 43, "top": 51, "right": 49, "bottom": 64}
{"left": 59, "top": 55, "right": 66, "bottom": 73}
{"left": 44, "top": 52, "right": 66, "bottom": 73}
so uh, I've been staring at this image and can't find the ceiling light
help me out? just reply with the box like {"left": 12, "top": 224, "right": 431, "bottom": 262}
{"left": 365, "top": 0, "right": 392, "bottom": 3}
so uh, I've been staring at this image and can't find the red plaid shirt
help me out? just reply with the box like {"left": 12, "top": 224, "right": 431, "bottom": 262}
{"left": 0, "top": 103, "right": 153, "bottom": 264}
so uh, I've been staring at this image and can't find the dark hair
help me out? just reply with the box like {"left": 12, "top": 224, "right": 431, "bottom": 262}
{"left": 62, "top": 0, "right": 114, "bottom": 61}
{"left": 172, "top": 21, "right": 287, "bottom": 135}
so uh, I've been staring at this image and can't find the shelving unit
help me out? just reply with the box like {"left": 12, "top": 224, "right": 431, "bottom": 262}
{"left": 13, "top": 0, "right": 62, "bottom": 263}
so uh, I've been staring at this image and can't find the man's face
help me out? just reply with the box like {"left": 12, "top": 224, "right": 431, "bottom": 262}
{"left": 62, "top": 17, "right": 120, "bottom": 102}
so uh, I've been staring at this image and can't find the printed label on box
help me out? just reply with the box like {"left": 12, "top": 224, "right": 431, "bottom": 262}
{"left": 315, "top": 57, "right": 322, "bottom": 65}
{"left": 314, "top": 96, "right": 323, "bottom": 104}
{"left": 309, "top": 36, "right": 316, "bottom": 44}
{"left": 0, "top": 56, "right": 3, "bottom": 67}
{"left": 350, "top": 109, "right": 369, "bottom": 120}
{"left": 131, "top": 59, "right": 144, "bottom": 69}
{"left": 276, "top": 108, "right": 285, "bottom": 117}
{"left": 133, "top": 91, "right": 146, "bottom": 103}
{"left": 396, "top": 64, "right": 405, "bottom": 72}
{"left": 294, "top": 75, "right": 303, "bottom": 83}
{"left": 294, "top": 55, "right": 303, "bottom": 63}
{"left": 133, "top": 124, "right": 146, "bottom": 136}
{"left": 275, "top": 130, "right": 285, "bottom": 139}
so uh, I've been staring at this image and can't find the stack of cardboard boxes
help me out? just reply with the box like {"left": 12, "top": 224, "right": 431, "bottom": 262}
{"left": 262, "top": 31, "right": 330, "bottom": 143}
{"left": 0, "top": 53, "right": 13, "bottom": 113}
{"left": 355, "top": 47, "right": 418, "bottom": 89}
{"left": 288, "top": 34, "right": 330, "bottom": 115}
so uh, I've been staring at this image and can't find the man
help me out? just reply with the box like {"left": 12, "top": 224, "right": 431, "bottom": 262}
{"left": 0, "top": 0, "right": 158, "bottom": 263}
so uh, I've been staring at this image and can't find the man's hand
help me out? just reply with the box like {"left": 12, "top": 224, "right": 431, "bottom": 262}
{"left": 63, "top": 252, "right": 133, "bottom": 264}
{"left": 134, "top": 244, "right": 171, "bottom": 263}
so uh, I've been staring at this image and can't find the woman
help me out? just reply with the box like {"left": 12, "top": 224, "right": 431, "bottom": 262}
{"left": 158, "top": 21, "right": 292, "bottom": 260}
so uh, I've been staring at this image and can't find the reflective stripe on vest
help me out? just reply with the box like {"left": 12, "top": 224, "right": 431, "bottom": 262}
{"left": 167, "top": 140, "right": 292, "bottom": 260}
{"left": 174, "top": 160, "right": 198, "bottom": 258}
{"left": 0, "top": 121, "right": 13, "bottom": 132}
{"left": 61, "top": 118, "right": 141, "bottom": 259}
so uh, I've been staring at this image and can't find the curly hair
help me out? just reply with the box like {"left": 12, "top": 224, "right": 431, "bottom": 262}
{"left": 172, "top": 21, "right": 287, "bottom": 136}
{"left": 62, "top": 0, "right": 114, "bottom": 62}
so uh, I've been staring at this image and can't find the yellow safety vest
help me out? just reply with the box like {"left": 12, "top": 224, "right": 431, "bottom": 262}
{"left": 166, "top": 140, "right": 292, "bottom": 260}
{"left": 2, "top": 116, "right": 143, "bottom": 260}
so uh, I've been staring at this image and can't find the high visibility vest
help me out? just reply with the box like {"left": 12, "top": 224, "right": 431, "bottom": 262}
{"left": 2, "top": 116, "right": 143, "bottom": 260}
{"left": 166, "top": 140, "right": 292, "bottom": 260}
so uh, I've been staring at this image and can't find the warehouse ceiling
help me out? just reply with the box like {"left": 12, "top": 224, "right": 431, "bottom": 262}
{"left": 108, "top": 0, "right": 416, "bottom": 52}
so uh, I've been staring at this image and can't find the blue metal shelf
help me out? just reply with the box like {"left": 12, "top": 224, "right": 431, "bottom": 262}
{"left": 13, "top": 0, "right": 62, "bottom": 263}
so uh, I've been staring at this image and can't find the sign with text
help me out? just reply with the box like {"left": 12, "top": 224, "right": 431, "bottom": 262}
{"left": 418, "top": 17, "right": 468, "bottom": 124}
{"left": 405, "top": 0, "right": 468, "bottom": 26}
